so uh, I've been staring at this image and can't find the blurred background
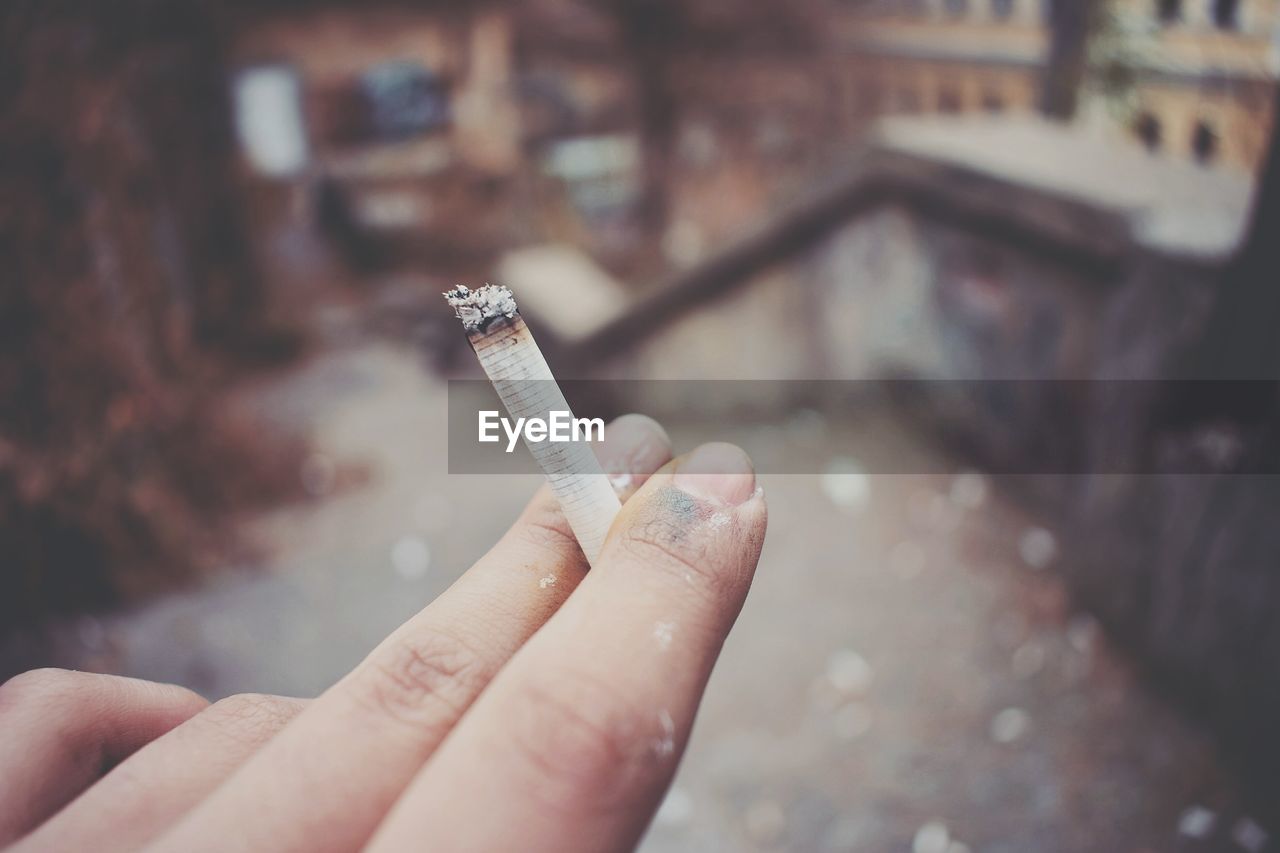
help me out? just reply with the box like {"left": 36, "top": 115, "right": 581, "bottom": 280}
{"left": 3, "top": 0, "right": 1280, "bottom": 849}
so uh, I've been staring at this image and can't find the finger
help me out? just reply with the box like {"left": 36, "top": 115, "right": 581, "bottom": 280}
{"left": 0, "top": 669, "right": 207, "bottom": 845}
{"left": 12, "top": 693, "right": 305, "bottom": 853}
{"left": 153, "top": 415, "right": 673, "bottom": 853}
{"left": 368, "top": 442, "right": 767, "bottom": 853}
{"left": 597, "top": 413, "right": 670, "bottom": 501}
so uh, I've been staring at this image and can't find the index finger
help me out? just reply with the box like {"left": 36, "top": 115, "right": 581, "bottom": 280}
{"left": 367, "top": 442, "right": 767, "bottom": 852}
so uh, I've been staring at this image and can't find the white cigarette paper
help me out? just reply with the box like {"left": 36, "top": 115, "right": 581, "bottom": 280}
{"left": 445, "top": 284, "right": 622, "bottom": 566}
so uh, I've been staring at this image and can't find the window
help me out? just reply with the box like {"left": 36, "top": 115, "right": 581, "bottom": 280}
{"left": 1192, "top": 121, "right": 1218, "bottom": 164}
{"left": 359, "top": 61, "right": 450, "bottom": 141}
{"left": 1156, "top": 0, "right": 1182, "bottom": 24}
{"left": 232, "top": 65, "right": 309, "bottom": 177}
{"left": 982, "top": 91, "right": 1005, "bottom": 112}
{"left": 991, "top": 0, "right": 1015, "bottom": 19}
{"left": 1212, "top": 0, "right": 1240, "bottom": 29}
{"left": 945, "top": 0, "right": 969, "bottom": 17}
{"left": 1135, "top": 112, "right": 1162, "bottom": 151}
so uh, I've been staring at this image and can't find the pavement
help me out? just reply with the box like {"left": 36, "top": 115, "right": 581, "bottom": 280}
{"left": 6, "top": 338, "right": 1270, "bottom": 852}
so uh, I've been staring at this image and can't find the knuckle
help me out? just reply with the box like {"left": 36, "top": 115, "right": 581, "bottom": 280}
{"left": 516, "top": 501, "right": 584, "bottom": 562}
{"left": 206, "top": 693, "right": 302, "bottom": 744}
{"left": 354, "top": 631, "right": 487, "bottom": 731}
{"left": 507, "top": 668, "right": 662, "bottom": 817}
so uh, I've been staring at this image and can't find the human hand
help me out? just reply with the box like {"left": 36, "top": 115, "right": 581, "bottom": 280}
{"left": 0, "top": 415, "right": 767, "bottom": 852}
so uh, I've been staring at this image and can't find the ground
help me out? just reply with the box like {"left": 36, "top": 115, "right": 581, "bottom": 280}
{"left": 5, "top": 336, "right": 1270, "bottom": 852}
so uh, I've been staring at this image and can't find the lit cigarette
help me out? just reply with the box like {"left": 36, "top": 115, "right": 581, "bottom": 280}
{"left": 445, "top": 284, "right": 622, "bottom": 566}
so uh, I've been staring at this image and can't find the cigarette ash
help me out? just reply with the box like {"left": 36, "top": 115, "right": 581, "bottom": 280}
{"left": 653, "top": 709, "right": 676, "bottom": 757}
{"left": 443, "top": 284, "right": 519, "bottom": 331}
{"left": 653, "top": 620, "right": 676, "bottom": 651}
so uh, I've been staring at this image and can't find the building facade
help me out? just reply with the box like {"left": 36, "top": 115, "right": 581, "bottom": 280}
{"left": 839, "top": 0, "right": 1279, "bottom": 172}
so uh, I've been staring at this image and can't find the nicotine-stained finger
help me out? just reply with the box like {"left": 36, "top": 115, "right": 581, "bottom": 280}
{"left": 0, "top": 669, "right": 208, "bottom": 847}
{"left": 12, "top": 693, "right": 305, "bottom": 853}
{"left": 151, "top": 415, "right": 672, "bottom": 853}
{"left": 366, "top": 442, "right": 766, "bottom": 853}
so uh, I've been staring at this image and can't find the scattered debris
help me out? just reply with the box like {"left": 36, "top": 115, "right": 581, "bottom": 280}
{"left": 989, "top": 707, "right": 1031, "bottom": 744}
{"left": 821, "top": 457, "right": 870, "bottom": 513}
{"left": 786, "top": 409, "right": 828, "bottom": 445}
{"left": 1175, "top": 805, "right": 1216, "bottom": 840}
{"left": 390, "top": 535, "right": 431, "bottom": 580}
{"left": 826, "top": 649, "right": 874, "bottom": 696}
{"left": 912, "top": 820, "right": 950, "bottom": 853}
{"left": 1018, "top": 527, "right": 1058, "bottom": 570}
{"left": 1232, "top": 817, "right": 1269, "bottom": 853}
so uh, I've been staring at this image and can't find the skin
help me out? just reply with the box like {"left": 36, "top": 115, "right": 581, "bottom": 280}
{"left": 0, "top": 415, "right": 767, "bottom": 853}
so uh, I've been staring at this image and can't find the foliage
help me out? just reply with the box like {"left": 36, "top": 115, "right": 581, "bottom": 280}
{"left": 0, "top": 2, "right": 303, "bottom": 629}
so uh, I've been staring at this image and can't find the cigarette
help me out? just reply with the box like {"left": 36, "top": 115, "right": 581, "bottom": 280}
{"left": 445, "top": 284, "right": 622, "bottom": 566}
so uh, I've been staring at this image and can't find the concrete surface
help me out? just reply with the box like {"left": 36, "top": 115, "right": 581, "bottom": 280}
{"left": 5, "top": 339, "right": 1270, "bottom": 852}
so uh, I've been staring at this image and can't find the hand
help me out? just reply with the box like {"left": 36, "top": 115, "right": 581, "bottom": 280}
{"left": 0, "top": 416, "right": 767, "bottom": 852}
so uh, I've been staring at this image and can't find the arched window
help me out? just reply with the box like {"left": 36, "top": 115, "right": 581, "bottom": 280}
{"left": 1212, "top": 0, "right": 1240, "bottom": 29}
{"left": 1135, "top": 112, "right": 1162, "bottom": 151}
{"left": 1157, "top": 0, "right": 1182, "bottom": 24}
{"left": 1192, "top": 120, "right": 1218, "bottom": 164}
{"left": 945, "top": 0, "right": 969, "bottom": 17}
{"left": 991, "top": 0, "right": 1015, "bottom": 19}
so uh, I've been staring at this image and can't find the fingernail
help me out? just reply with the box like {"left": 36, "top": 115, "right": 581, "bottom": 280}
{"left": 596, "top": 414, "right": 671, "bottom": 483}
{"left": 673, "top": 442, "right": 756, "bottom": 506}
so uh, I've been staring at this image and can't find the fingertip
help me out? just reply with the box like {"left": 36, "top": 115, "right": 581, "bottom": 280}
{"left": 671, "top": 442, "right": 756, "bottom": 506}
{"left": 597, "top": 414, "right": 673, "bottom": 494}
{"left": 599, "top": 447, "right": 767, "bottom": 614}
